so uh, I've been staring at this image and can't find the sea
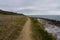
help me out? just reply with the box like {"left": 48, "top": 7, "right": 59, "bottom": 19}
{"left": 28, "top": 15, "right": 60, "bottom": 21}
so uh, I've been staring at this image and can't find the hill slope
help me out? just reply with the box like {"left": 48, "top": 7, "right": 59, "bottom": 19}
{"left": 0, "top": 10, "right": 27, "bottom": 40}
{"left": 0, "top": 10, "right": 56, "bottom": 40}
{"left": 0, "top": 10, "right": 24, "bottom": 15}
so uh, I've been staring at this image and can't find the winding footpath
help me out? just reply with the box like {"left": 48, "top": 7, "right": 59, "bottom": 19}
{"left": 17, "top": 18, "right": 32, "bottom": 40}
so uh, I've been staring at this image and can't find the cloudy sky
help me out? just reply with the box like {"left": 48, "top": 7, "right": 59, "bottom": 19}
{"left": 0, "top": 0, "right": 60, "bottom": 15}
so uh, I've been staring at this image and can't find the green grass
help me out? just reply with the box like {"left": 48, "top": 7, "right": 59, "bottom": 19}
{"left": 30, "top": 17, "right": 56, "bottom": 40}
{"left": 0, "top": 14, "right": 27, "bottom": 40}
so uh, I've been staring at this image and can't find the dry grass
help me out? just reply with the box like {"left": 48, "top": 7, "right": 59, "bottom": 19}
{"left": 0, "top": 14, "right": 27, "bottom": 40}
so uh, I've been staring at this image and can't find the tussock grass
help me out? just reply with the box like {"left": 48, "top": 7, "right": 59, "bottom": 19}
{"left": 0, "top": 14, "right": 27, "bottom": 40}
{"left": 30, "top": 17, "right": 56, "bottom": 40}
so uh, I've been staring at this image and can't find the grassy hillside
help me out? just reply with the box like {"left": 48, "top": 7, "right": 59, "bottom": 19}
{"left": 0, "top": 10, "right": 56, "bottom": 40}
{"left": 30, "top": 17, "right": 56, "bottom": 40}
{"left": 0, "top": 10, "right": 27, "bottom": 40}
{"left": 0, "top": 10, "right": 24, "bottom": 15}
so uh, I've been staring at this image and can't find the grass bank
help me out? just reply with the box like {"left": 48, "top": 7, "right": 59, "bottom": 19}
{"left": 0, "top": 14, "right": 27, "bottom": 40}
{"left": 30, "top": 17, "right": 56, "bottom": 40}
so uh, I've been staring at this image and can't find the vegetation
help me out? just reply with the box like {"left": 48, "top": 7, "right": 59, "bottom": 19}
{"left": 0, "top": 12, "right": 27, "bottom": 40}
{"left": 0, "top": 10, "right": 24, "bottom": 15}
{"left": 30, "top": 17, "right": 56, "bottom": 40}
{"left": 0, "top": 10, "right": 56, "bottom": 40}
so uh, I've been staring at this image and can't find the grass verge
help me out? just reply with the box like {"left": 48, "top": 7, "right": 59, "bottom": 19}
{"left": 30, "top": 17, "right": 56, "bottom": 40}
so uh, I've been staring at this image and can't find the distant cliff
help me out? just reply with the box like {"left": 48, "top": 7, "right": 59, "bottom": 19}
{"left": 0, "top": 10, "right": 24, "bottom": 15}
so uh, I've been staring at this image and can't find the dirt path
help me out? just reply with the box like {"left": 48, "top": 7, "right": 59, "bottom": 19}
{"left": 17, "top": 18, "right": 32, "bottom": 40}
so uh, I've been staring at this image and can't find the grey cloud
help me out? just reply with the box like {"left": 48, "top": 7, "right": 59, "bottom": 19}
{"left": 0, "top": 0, "right": 60, "bottom": 15}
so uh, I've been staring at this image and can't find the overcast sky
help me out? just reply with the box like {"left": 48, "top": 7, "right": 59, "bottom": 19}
{"left": 0, "top": 0, "right": 60, "bottom": 15}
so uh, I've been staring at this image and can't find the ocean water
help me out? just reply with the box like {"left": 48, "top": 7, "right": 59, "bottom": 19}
{"left": 29, "top": 15, "right": 60, "bottom": 21}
